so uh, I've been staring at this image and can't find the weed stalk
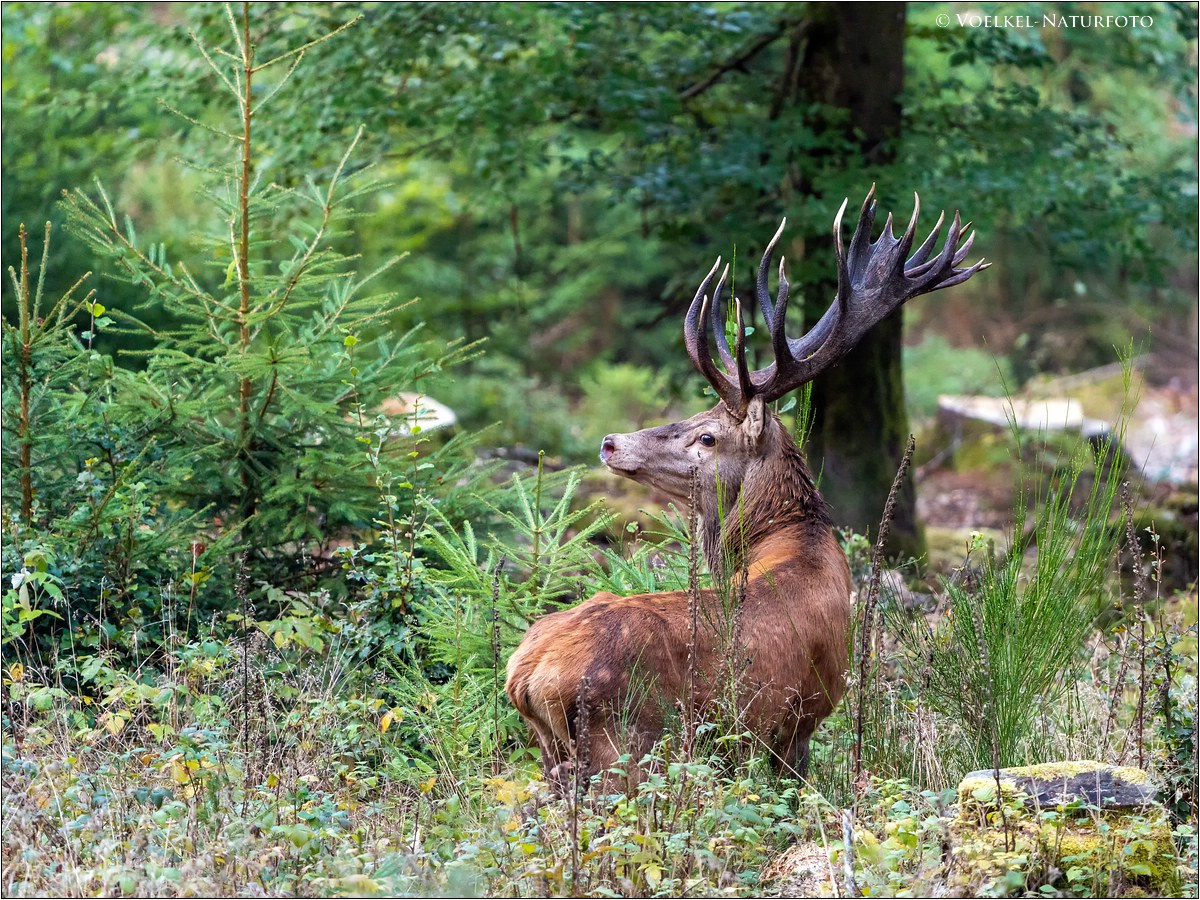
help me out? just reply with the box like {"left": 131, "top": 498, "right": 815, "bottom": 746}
{"left": 491, "top": 557, "right": 507, "bottom": 774}
{"left": 1119, "top": 482, "right": 1150, "bottom": 768}
{"left": 685, "top": 466, "right": 700, "bottom": 759}
{"left": 853, "top": 435, "right": 914, "bottom": 784}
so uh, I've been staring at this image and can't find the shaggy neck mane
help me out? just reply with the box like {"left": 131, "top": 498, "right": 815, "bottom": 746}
{"left": 699, "top": 418, "right": 829, "bottom": 576}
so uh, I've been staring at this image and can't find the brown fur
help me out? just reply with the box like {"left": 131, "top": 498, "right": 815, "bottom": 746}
{"left": 505, "top": 397, "right": 852, "bottom": 787}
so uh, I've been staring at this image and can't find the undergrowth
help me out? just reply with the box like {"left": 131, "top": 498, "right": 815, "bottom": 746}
{"left": 4, "top": 442, "right": 1197, "bottom": 897}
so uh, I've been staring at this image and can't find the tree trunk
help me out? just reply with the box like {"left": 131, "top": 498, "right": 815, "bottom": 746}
{"left": 801, "top": 3, "right": 925, "bottom": 558}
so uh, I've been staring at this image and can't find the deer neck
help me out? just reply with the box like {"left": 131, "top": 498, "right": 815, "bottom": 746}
{"left": 698, "top": 433, "right": 827, "bottom": 578}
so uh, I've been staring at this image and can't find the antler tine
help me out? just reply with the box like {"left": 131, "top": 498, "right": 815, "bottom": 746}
{"left": 897, "top": 192, "right": 920, "bottom": 259}
{"left": 684, "top": 257, "right": 745, "bottom": 414}
{"left": 934, "top": 256, "right": 990, "bottom": 290}
{"left": 756, "top": 218, "right": 788, "bottom": 326}
{"left": 709, "top": 264, "right": 739, "bottom": 372}
{"left": 950, "top": 228, "right": 977, "bottom": 267}
{"left": 684, "top": 255, "right": 722, "bottom": 335}
{"left": 684, "top": 257, "right": 724, "bottom": 376}
{"left": 770, "top": 256, "right": 792, "bottom": 365}
{"left": 846, "top": 184, "right": 878, "bottom": 273}
{"left": 907, "top": 208, "right": 944, "bottom": 269}
{"left": 696, "top": 293, "right": 742, "bottom": 409}
{"left": 907, "top": 211, "right": 963, "bottom": 286}
{"left": 833, "top": 197, "right": 853, "bottom": 320}
{"left": 733, "top": 296, "right": 753, "bottom": 400}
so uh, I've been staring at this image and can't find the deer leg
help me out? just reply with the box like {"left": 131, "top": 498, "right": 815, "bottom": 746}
{"left": 534, "top": 727, "right": 569, "bottom": 781}
{"left": 774, "top": 718, "right": 815, "bottom": 779}
{"left": 793, "top": 733, "right": 813, "bottom": 778}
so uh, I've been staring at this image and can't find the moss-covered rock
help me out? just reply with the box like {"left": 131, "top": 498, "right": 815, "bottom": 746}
{"left": 952, "top": 761, "right": 1181, "bottom": 895}
{"left": 958, "top": 760, "right": 1157, "bottom": 815}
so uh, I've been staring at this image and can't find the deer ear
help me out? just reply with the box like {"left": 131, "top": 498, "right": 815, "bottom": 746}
{"left": 743, "top": 395, "right": 767, "bottom": 442}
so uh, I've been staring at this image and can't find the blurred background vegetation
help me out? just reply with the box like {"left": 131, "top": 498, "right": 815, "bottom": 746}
{"left": 4, "top": 1, "right": 1195, "bottom": 437}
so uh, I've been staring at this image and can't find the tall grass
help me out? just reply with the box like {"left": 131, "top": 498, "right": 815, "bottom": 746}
{"left": 883, "top": 413, "right": 1129, "bottom": 773}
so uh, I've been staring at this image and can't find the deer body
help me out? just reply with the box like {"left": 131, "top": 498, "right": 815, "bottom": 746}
{"left": 505, "top": 188, "right": 986, "bottom": 787}
{"left": 507, "top": 403, "right": 852, "bottom": 781}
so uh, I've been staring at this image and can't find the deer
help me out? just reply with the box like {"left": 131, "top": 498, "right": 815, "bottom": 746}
{"left": 505, "top": 187, "right": 986, "bottom": 791}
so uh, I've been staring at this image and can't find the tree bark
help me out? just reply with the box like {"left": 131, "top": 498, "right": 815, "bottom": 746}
{"left": 801, "top": 3, "right": 925, "bottom": 558}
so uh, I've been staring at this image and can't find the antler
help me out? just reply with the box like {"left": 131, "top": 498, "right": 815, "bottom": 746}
{"left": 684, "top": 185, "right": 989, "bottom": 417}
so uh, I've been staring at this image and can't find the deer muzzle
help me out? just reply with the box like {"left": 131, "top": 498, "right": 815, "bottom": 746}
{"left": 599, "top": 434, "right": 619, "bottom": 465}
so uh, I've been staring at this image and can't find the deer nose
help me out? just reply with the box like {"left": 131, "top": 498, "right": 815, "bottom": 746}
{"left": 599, "top": 435, "right": 618, "bottom": 463}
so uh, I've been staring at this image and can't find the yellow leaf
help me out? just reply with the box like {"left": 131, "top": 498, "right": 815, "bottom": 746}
{"left": 103, "top": 713, "right": 125, "bottom": 735}
{"left": 484, "top": 776, "right": 531, "bottom": 805}
{"left": 8, "top": 663, "right": 24, "bottom": 682}
{"left": 267, "top": 773, "right": 279, "bottom": 788}
{"left": 644, "top": 863, "right": 662, "bottom": 887}
{"left": 171, "top": 761, "right": 190, "bottom": 785}
{"left": 418, "top": 775, "right": 436, "bottom": 793}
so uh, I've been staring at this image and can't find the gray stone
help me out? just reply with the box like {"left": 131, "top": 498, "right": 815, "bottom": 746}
{"left": 959, "top": 760, "right": 1159, "bottom": 811}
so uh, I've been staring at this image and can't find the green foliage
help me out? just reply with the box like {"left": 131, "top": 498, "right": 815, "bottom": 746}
{"left": 0, "top": 608, "right": 430, "bottom": 897}
{"left": 2, "top": 6, "right": 491, "bottom": 680}
{"left": 80, "top": 12, "right": 467, "bottom": 553}
{"left": 890, "top": 435, "right": 1126, "bottom": 770}
{"left": 1, "top": 223, "right": 220, "bottom": 663}
{"left": 243, "top": 1, "right": 1196, "bottom": 386}
{"left": 1153, "top": 629, "right": 1199, "bottom": 824}
{"left": 370, "top": 461, "right": 613, "bottom": 768}
{"left": 806, "top": 774, "right": 1192, "bottom": 898}
{"left": 470, "top": 753, "right": 801, "bottom": 897}
{"left": 905, "top": 3, "right": 1197, "bottom": 276}
{"left": 0, "top": 4, "right": 166, "bottom": 326}
{"left": 1, "top": 223, "right": 95, "bottom": 528}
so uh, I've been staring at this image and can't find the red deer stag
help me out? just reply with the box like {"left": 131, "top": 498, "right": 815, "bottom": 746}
{"left": 506, "top": 187, "right": 986, "bottom": 789}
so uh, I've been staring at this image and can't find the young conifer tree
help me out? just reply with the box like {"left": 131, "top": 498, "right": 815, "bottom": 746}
{"left": 61, "top": 5, "right": 472, "bottom": 582}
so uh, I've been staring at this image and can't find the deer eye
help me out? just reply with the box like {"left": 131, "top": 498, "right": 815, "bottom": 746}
{"left": 699, "top": 433, "right": 716, "bottom": 447}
